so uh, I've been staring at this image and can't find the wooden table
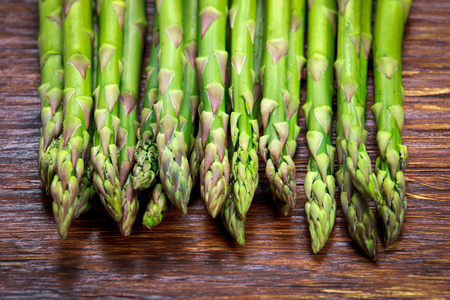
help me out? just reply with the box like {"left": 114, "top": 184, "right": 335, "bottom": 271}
{"left": 1, "top": 0, "right": 449, "bottom": 298}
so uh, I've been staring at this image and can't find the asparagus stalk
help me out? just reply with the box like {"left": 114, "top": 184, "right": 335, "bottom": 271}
{"left": 302, "top": 0, "right": 337, "bottom": 253}
{"left": 372, "top": 0, "right": 411, "bottom": 246}
{"left": 334, "top": 0, "right": 378, "bottom": 260}
{"left": 220, "top": 0, "right": 257, "bottom": 243}
{"left": 116, "top": 0, "right": 147, "bottom": 235}
{"left": 335, "top": 0, "right": 382, "bottom": 207}
{"left": 37, "top": 0, "right": 64, "bottom": 195}
{"left": 286, "top": 0, "right": 305, "bottom": 158}
{"left": 195, "top": 0, "right": 230, "bottom": 218}
{"left": 222, "top": 192, "right": 245, "bottom": 245}
{"left": 92, "top": 0, "right": 99, "bottom": 93}
{"left": 182, "top": 0, "right": 200, "bottom": 183}
{"left": 228, "top": 0, "right": 258, "bottom": 220}
{"left": 91, "top": 0, "right": 125, "bottom": 223}
{"left": 73, "top": 0, "right": 100, "bottom": 220}
{"left": 143, "top": 0, "right": 199, "bottom": 224}
{"left": 259, "top": 0, "right": 296, "bottom": 213}
{"left": 142, "top": 183, "right": 172, "bottom": 229}
{"left": 188, "top": 0, "right": 203, "bottom": 188}
{"left": 134, "top": 3, "right": 160, "bottom": 192}
{"left": 182, "top": 0, "right": 200, "bottom": 151}
{"left": 155, "top": 0, "right": 194, "bottom": 214}
{"left": 272, "top": 0, "right": 306, "bottom": 214}
{"left": 50, "top": 0, "right": 94, "bottom": 238}
{"left": 251, "top": 0, "right": 264, "bottom": 127}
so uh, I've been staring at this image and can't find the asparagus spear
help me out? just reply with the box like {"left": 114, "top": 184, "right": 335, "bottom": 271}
{"left": 155, "top": 0, "right": 194, "bottom": 214}
{"left": 372, "top": 0, "right": 411, "bottom": 246}
{"left": 286, "top": 0, "right": 305, "bottom": 159}
{"left": 259, "top": 0, "right": 296, "bottom": 213}
{"left": 50, "top": 0, "right": 94, "bottom": 238}
{"left": 334, "top": 0, "right": 378, "bottom": 260}
{"left": 195, "top": 0, "right": 230, "bottom": 218}
{"left": 272, "top": 0, "right": 306, "bottom": 214}
{"left": 228, "top": 0, "right": 258, "bottom": 220}
{"left": 222, "top": 192, "right": 245, "bottom": 245}
{"left": 182, "top": 0, "right": 200, "bottom": 184}
{"left": 302, "top": 0, "right": 337, "bottom": 253}
{"left": 37, "top": 0, "right": 64, "bottom": 195}
{"left": 251, "top": 0, "right": 264, "bottom": 127}
{"left": 141, "top": 0, "right": 198, "bottom": 227}
{"left": 91, "top": 0, "right": 125, "bottom": 223}
{"left": 116, "top": 0, "right": 147, "bottom": 235}
{"left": 92, "top": 0, "right": 99, "bottom": 93}
{"left": 335, "top": 0, "right": 381, "bottom": 207}
{"left": 134, "top": 3, "right": 160, "bottom": 192}
{"left": 142, "top": 183, "right": 172, "bottom": 229}
{"left": 72, "top": 0, "right": 100, "bottom": 219}
{"left": 183, "top": 0, "right": 203, "bottom": 186}
{"left": 221, "top": 0, "right": 262, "bottom": 241}
{"left": 220, "top": 0, "right": 257, "bottom": 243}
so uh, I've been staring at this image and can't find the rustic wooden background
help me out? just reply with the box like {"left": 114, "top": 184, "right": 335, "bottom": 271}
{"left": 0, "top": 0, "right": 449, "bottom": 298}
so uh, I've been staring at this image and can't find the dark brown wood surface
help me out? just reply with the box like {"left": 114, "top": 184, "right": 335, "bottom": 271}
{"left": 0, "top": 0, "right": 449, "bottom": 298}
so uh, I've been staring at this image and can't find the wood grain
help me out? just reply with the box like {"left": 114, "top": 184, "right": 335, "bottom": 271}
{"left": 0, "top": 0, "right": 449, "bottom": 298}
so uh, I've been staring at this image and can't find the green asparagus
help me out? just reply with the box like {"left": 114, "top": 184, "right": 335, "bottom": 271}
{"left": 50, "top": 0, "right": 94, "bottom": 238}
{"left": 37, "top": 0, "right": 64, "bottom": 195}
{"left": 141, "top": 0, "right": 198, "bottom": 227}
{"left": 228, "top": 0, "right": 258, "bottom": 220}
{"left": 181, "top": 0, "right": 200, "bottom": 183}
{"left": 72, "top": 0, "right": 99, "bottom": 219}
{"left": 117, "top": 0, "right": 147, "bottom": 235}
{"left": 334, "top": 0, "right": 378, "bottom": 260}
{"left": 286, "top": 0, "right": 305, "bottom": 159}
{"left": 303, "top": 0, "right": 337, "bottom": 253}
{"left": 259, "top": 0, "right": 296, "bottom": 213}
{"left": 155, "top": 0, "right": 193, "bottom": 214}
{"left": 251, "top": 0, "right": 264, "bottom": 127}
{"left": 220, "top": 0, "right": 257, "bottom": 243}
{"left": 142, "top": 183, "right": 172, "bottom": 229}
{"left": 134, "top": 3, "right": 160, "bottom": 192}
{"left": 195, "top": 0, "right": 230, "bottom": 218}
{"left": 335, "top": 0, "right": 382, "bottom": 206}
{"left": 372, "top": 0, "right": 411, "bottom": 246}
{"left": 222, "top": 192, "right": 245, "bottom": 245}
{"left": 91, "top": 0, "right": 125, "bottom": 223}
{"left": 272, "top": 0, "right": 306, "bottom": 214}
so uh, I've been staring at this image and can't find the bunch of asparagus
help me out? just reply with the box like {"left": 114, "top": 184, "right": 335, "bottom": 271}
{"left": 37, "top": 0, "right": 411, "bottom": 257}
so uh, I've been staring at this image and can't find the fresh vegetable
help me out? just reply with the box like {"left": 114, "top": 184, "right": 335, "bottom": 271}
{"left": 303, "top": 0, "right": 337, "bottom": 253}
{"left": 228, "top": 0, "right": 258, "bottom": 220}
{"left": 91, "top": 0, "right": 125, "bottom": 223}
{"left": 181, "top": 0, "right": 200, "bottom": 160}
{"left": 334, "top": 0, "right": 378, "bottom": 260}
{"left": 222, "top": 192, "right": 245, "bottom": 245}
{"left": 251, "top": 0, "right": 265, "bottom": 127}
{"left": 117, "top": 0, "right": 147, "bottom": 235}
{"left": 195, "top": 0, "right": 230, "bottom": 218}
{"left": 220, "top": 0, "right": 257, "bottom": 243}
{"left": 259, "top": 0, "right": 296, "bottom": 214}
{"left": 142, "top": 183, "right": 172, "bottom": 229}
{"left": 37, "top": 0, "right": 64, "bottom": 194}
{"left": 155, "top": 0, "right": 193, "bottom": 214}
{"left": 372, "top": 0, "right": 411, "bottom": 246}
{"left": 272, "top": 0, "right": 306, "bottom": 214}
{"left": 50, "top": 0, "right": 94, "bottom": 238}
{"left": 134, "top": 2, "right": 160, "bottom": 192}
{"left": 286, "top": 0, "right": 305, "bottom": 159}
